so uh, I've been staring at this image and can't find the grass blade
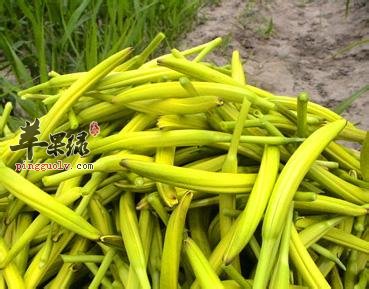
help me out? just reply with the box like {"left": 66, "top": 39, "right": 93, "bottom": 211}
{"left": 334, "top": 84, "right": 369, "bottom": 115}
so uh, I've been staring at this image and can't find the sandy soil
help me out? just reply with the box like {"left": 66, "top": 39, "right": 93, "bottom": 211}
{"left": 180, "top": 0, "right": 369, "bottom": 130}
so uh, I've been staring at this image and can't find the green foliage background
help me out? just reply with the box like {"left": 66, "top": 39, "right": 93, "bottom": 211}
{"left": 0, "top": 0, "right": 205, "bottom": 118}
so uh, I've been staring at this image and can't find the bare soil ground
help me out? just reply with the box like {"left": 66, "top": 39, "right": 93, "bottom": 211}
{"left": 180, "top": 0, "right": 369, "bottom": 130}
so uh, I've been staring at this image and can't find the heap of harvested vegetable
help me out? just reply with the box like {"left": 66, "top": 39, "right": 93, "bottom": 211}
{"left": 0, "top": 33, "right": 368, "bottom": 289}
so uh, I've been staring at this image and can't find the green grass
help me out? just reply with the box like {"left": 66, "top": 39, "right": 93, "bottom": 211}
{"left": 0, "top": 0, "right": 205, "bottom": 118}
{"left": 237, "top": 1, "right": 275, "bottom": 40}
{"left": 334, "top": 84, "right": 369, "bottom": 115}
{"left": 332, "top": 37, "right": 369, "bottom": 59}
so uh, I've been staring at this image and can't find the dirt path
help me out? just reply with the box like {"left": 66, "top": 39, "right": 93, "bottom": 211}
{"left": 180, "top": 0, "right": 369, "bottom": 130}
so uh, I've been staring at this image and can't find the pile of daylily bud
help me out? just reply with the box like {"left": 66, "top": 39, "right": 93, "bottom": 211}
{"left": 0, "top": 33, "right": 368, "bottom": 289}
